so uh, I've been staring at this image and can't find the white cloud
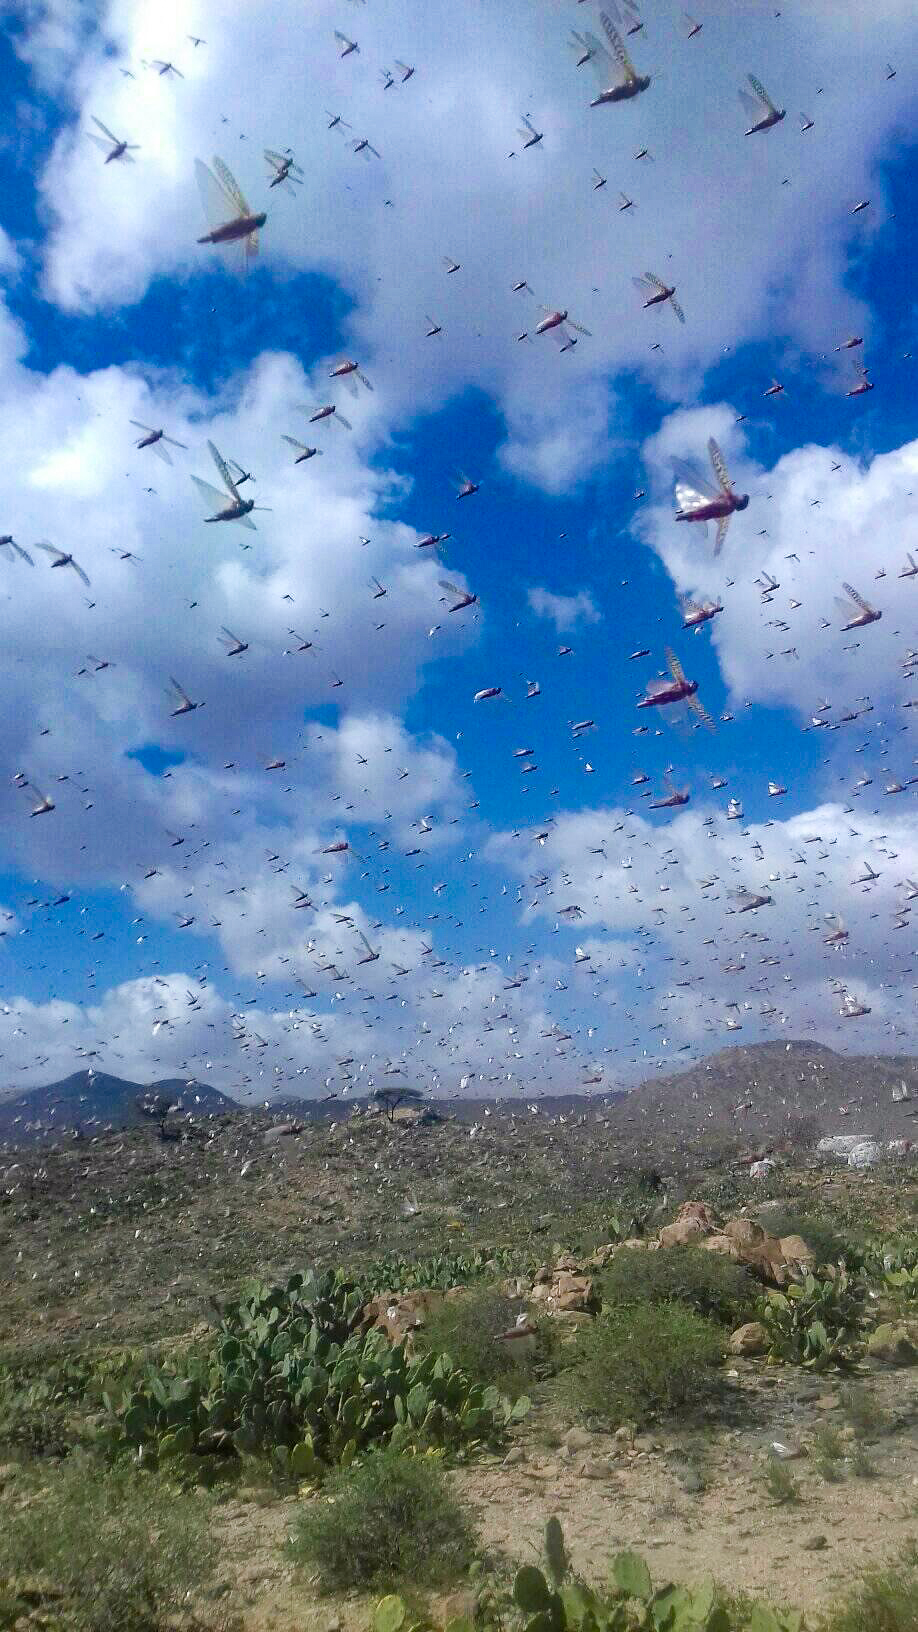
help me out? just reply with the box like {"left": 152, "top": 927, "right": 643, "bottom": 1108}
{"left": 489, "top": 800, "right": 917, "bottom": 1065}
{"left": 527, "top": 585, "right": 601, "bottom": 633}
{"left": 17, "top": 0, "right": 914, "bottom": 485}
{"left": 636, "top": 410, "right": 918, "bottom": 719}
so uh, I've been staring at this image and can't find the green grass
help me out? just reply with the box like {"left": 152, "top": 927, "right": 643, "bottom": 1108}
{"left": 761, "top": 1458, "right": 801, "bottom": 1505}
{"left": 0, "top": 1451, "right": 219, "bottom": 1632}
{"left": 599, "top": 1245, "right": 757, "bottom": 1326}
{"left": 559, "top": 1301, "right": 725, "bottom": 1428}
{"left": 826, "top": 1550, "right": 918, "bottom": 1632}
{"left": 288, "top": 1447, "right": 476, "bottom": 1592}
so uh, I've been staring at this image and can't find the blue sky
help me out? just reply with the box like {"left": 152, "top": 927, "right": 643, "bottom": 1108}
{"left": 0, "top": 0, "right": 914, "bottom": 1101}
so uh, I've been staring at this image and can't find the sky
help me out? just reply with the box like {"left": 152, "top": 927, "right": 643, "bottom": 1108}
{"left": 0, "top": 0, "right": 914, "bottom": 1107}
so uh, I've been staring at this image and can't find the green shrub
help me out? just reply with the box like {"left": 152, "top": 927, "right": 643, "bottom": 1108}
{"left": 0, "top": 1451, "right": 218, "bottom": 1632}
{"left": 840, "top": 1382, "right": 890, "bottom": 1439}
{"left": 600, "top": 1247, "right": 756, "bottom": 1327}
{"left": 826, "top": 1550, "right": 918, "bottom": 1632}
{"left": 759, "top": 1270, "right": 864, "bottom": 1370}
{"left": 416, "top": 1290, "right": 556, "bottom": 1393}
{"left": 561, "top": 1302, "right": 724, "bottom": 1428}
{"left": 110, "top": 1269, "right": 528, "bottom": 1475}
{"left": 757, "top": 1210, "right": 849, "bottom": 1269}
{"left": 289, "top": 1447, "right": 475, "bottom": 1591}
{"left": 761, "top": 1458, "right": 801, "bottom": 1506}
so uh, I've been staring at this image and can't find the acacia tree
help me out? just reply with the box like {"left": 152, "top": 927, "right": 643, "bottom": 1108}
{"left": 373, "top": 1085, "right": 425, "bottom": 1124}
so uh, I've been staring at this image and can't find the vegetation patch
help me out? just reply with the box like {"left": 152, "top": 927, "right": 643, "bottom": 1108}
{"left": 0, "top": 1451, "right": 219, "bottom": 1632}
{"left": 108, "top": 1269, "right": 529, "bottom": 1478}
{"left": 288, "top": 1446, "right": 475, "bottom": 1591}
{"left": 560, "top": 1301, "right": 724, "bottom": 1428}
{"left": 600, "top": 1246, "right": 757, "bottom": 1327}
{"left": 759, "top": 1270, "right": 864, "bottom": 1370}
{"left": 416, "top": 1288, "right": 557, "bottom": 1393}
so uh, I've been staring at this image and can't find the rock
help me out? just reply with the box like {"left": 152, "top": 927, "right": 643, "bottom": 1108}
{"left": 724, "top": 1218, "right": 766, "bottom": 1247}
{"left": 590, "top": 1243, "right": 619, "bottom": 1267}
{"left": 578, "top": 1458, "right": 615, "bottom": 1480}
{"left": 563, "top": 1426, "right": 594, "bottom": 1452}
{"left": 801, "top": 1535, "right": 829, "bottom": 1551}
{"left": 849, "top": 1141, "right": 882, "bottom": 1170}
{"left": 614, "top": 1425, "right": 635, "bottom": 1444}
{"left": 362, "top": 1288, "right": 442, "bottom": 1343}
{"left": 702, "top": 1234, "right": 744, "bottom": 1263}
{"left": 729, "top": 1322, "right": 769, "bottom": 1357}
{"left": 867, "top": 1323, "right": 918, "bottom": 1366}
{"left": 779, "top": 1235, "right": 815, "bottom": 1266}
{"left": 769, "top": 1441, "right": 803, "bottom": 1460}
{"left": 677, "top": 1200, "right": 720, "bottom": 1229}
{"left": 814, "top": 1393, "right": 841, "bottom": 1410}
{"left": 262, "top": 1121, "right": 301, "bottom": 1143}
{"left": 660, "top": 1217, "right": 710, "bottom": 1248}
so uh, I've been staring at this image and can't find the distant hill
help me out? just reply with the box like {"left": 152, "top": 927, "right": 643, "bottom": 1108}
{"left": 2, "top": 1042, "right": 916, "bottom": 1150}
{"left": 607, "top": 1040, "right": 918, "bottom": 1147}
{"left": 0, "top": 1070, "right": 234, "bottom": 1144}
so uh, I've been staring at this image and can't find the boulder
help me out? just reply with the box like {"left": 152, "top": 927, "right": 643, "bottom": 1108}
{"left": 660, "top": 1216, "right": 710, "bottom": 1248}
{"left": 676, "top": 1200, "right": 720, "bottom": 1230}
{"left": 779, "top": 1235, "right": 815, "bottom": 1267}
{"left": 866, "top": 1323, "right": 918, "bottom": 1367}
{"left": 262, "top": 1120, "right": 301, "bottom": 1143}
{"left": 701, "top": 1233, "right": 744, "bottom": 1263}
{"left": 724, "top": 1218, "right": 766, "bottom": 1247}
{"left": 849, "top": 1141, "right": 882, "bottom": 1169}
{"left": 362, "top": 1289, "right": 441, "bottom": 1344}
{"left": 728, "top": 1321, "right": 769, "bottom": 1356}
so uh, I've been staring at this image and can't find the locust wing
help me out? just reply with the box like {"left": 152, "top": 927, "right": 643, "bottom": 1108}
{"left": 708, "top": 438, "right": 733, "bottom": 492}
{"left": 739, "top": 87, "right": 762, "bottom": 117}
{"left": 212, "top": 157, "right": 251, "bottom": 215}
{"left": 91, "top": 116, "right": 120, "bottom": 143}
{"left": 192, "top": 475, "right": 231, "bottom": 514}
{"left": 748, "top": 74, "right": 777, "bottom": 112}
{"left": 842, "top": 581, "right": 873, "bottom": 613}
{"left": 687, "top": 692, "right": 715, "bottom": 731}
{"left": 672, "top": 457, "right": 717, "bottom": 511}
{"left": 196, "top": 159, "right": 234, "bottom": 229}
{"left": 208, "top": 440, "right": 242, "bottom": 499}
{"left": 713, "top": 515, "right": 730, "bottom": 556}
{"left": 665, "top": 647, "right": 686, "bottom": 684}
{"left": 600, "top": 12, "right": 637, "bottom": 82}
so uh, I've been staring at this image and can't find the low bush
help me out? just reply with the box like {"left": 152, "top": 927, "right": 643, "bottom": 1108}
{"left": 600, "top": 1246, "right": 756, "bottom": 1327}
{"left": 0, "top": 1451, "right": 218, "bottom": 1632}
{"left": 757, "top": 1209, "right": 849, "bottom": 1269}
{"left": 561, "top": 1302, "right": 724, "bottom": 1428}
{"left": 416, "top": 1289, "right": 557, "bottom": 1393}
{"left": 289, "top": 1447, "right": 475, "bottom": 1591}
